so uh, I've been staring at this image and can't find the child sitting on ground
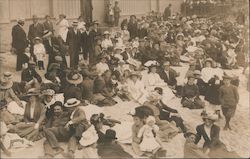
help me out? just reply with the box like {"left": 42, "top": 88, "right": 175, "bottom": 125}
{"left": 137, "top": 116, "right": 162, "bottom": 154}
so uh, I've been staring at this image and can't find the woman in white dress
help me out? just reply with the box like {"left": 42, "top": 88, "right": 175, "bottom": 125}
{"left": 125, "top": 71, "right": 147, "bottom": 104}
{"left": 142, "top": 61, "right": 175, "bottom": 102}
{"left": 56, "top": 14, "right": 69, "bottom": 42}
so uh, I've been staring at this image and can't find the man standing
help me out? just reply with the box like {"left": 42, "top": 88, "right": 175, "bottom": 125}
{"left": 66, "top": 21, "right": 81, "bottom": 68}
{"left": 163, "top": 4, "right": 172, "bottom": 21}
{"left": 219, "top": 75, "right": 239, "bottom": 130}
{"left": 28, "top": 15, "right": 44, "bottom": 55}
{"left": 113, "top": 1, "right": 121, "bottom": 27}
{"left": 81, "top": 23, "right": 94, "bottom": 64}
{"left": 43, "top": 15, "right": 54, "bottom": 34}
{"left": 11, "top": 18, "right": 28, "bottom": 71}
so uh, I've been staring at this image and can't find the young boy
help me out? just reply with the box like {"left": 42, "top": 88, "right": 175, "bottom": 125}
{"left": 219, "top": 75, "right": 239, "bottom": 130}
{"left": 33, "top": 37, "right": 46, "bottom": 70}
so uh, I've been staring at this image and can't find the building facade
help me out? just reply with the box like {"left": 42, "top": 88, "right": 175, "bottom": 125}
{"left": 0, "top": 0, "right": 183, "bottom": 52}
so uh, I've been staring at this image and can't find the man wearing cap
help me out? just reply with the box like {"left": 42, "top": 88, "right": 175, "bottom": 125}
{"left": 66, "top": 21, "right": 81, "bottom": 68}
{"left": 12, "top": 18, "right": 28, "bottom": 71}
{"left": 42, "top": 101, "right": 71, "bottom": 158}
{"left": 21, "top": 60, "right": 42, "bottom": 84}
{"left": 219, "top": 75, "right": 239, "bottom": 130}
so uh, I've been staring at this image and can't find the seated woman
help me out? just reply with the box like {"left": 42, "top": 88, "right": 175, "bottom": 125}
{"left": 63, "top": 71, "right": 83, "bottom": 103}
{"left": 181, "top": 75, "right": 205, "bottom": 109}
{"left": 0, "top": 72, "right": 24, "bottom": 115}
{"left": 195, "top": 113, "right": 239, "bottom": 158}
{"left": 12, "top": 89, "right": 45, "bottom": 141}
{"left": 93, "top": 70, "right": 117, "bottom": 106}
{"left": 193, "top": 70, "right": 207, "bottom": 96}
{"left": 143, "top": 91, "right": 179, "bottom": 142}
{"left": 142, "top": 61, "right": 175, "bottom": 102}
{"left": 125, "top": 71, "right": 148, "bottom": 104}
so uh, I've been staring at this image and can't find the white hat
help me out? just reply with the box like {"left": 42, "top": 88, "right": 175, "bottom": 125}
{"left": 42, "top": 89, "right": 55, "bottom": 96}
{"left": 64, "top": 98, "right": 81, "bottom": 107}
{"left": 103, "top": 31, "right": 110, "bottom": 35}
{"left": 144, "top": 60, "right": 159, "bottom": 67}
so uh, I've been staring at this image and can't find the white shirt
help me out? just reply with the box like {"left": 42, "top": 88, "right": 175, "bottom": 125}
{"left": 204, "top": 126, "right": 211, "bottom": 140}
{"left": 57, "top": 19, "right": 69, "bottom": 42}
{"left": 30, "top": 106, "right": 35, "bottom": 119}
{"left": 101, "top": 39, "right": 113, "bottom": 49}
{"left": 96, "top": 62, "right": 110, "bottom": 76}
{"left": 142, "top": 72, "right": 166, "bottom": 88}
{"left": 33, "top": 43, "right": 46, "bottom": 61}
{"left": 126, "top": 79, "right": 146, "bottom": 100}
{"left": 201, "top": 67, "right": 216, "bottom": 83}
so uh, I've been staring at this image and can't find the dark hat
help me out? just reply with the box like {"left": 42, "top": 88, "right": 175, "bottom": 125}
{"left": 187, "top": 74, "right": 196, "bottom": 79}
{"left": 90, "top": 114, "right": 102, "bottom": 125}
{"left": 51, "top": 101, "right": 63, "bottom": 109}
{"left": 104, "top": 129, "right": 117, "bottom": 140}
{"left": 66, "top": 72, "right": 83, "bottom": 85}
{"left": 24, "top": 88, "right": 40, "bottom": 97}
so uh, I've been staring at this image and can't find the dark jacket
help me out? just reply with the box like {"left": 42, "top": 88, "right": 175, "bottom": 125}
{"left": 66, "top": 28, "right": 81, "bottom": 53}
{"left": 28, "top": 23, "right": 44, "bottom": 41}
{"left": 81, "top": 31, "right": 95, "bottom": 53}
{"left": 11, "top": 24, "right": 28, "bottom": 51}
{"left": 63, "top": 84, "right": 82, "bottom": 102}
{"left": 157, "top": 100, "right": 178, "bottom": 120}
{"left": 127, "top": 21, "right": 138, "bottom": 39}
{"left": 195, "top": 124, "right": 222, "bottom": 149}
{"left": 81, "top": 77, "right": 94, "bottom": 100}
{"left": 21, "top": 68, "right": 42, "bottom": 83}
{"left": 97, "top": 142, "right": 133, "bottom": 158}
{"left": 43, "top": 21, "right": 54, "bottom": 33}
{"left": 158, "top": 68, "right": 178, "bottom": 86}
{"left": 24, "top": 100, "right": 45, "bottom": 123}
{"left": 48, "top": 111, "right": 70, "bottom": 128}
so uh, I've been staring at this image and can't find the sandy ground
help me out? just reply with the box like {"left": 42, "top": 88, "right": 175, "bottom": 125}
{"left": 0, "top": 52, "right": 249, "bottom": 158}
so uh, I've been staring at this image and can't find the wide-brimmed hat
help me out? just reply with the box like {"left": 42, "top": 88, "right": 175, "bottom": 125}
{"left": 24, "top": 88, "right": 40, "bottom": 97}
{"left": 103, "top": 31, "right": 110, "bottom": 35}
{"left": 193, "top": 70, "right": 201, "bottom": 75}
{"left": 129, "top": 71, "right": 141, "bottom": 78}
{"left": 144, "top": 60, "right": 159, "bottom": 68}
{"left": 28, "top": 60, "right": 36, "bottom": 65}
{"left": 187, "top": 74, "right": 196, "bottom": 80}
{"left": 33, "top": 37, "right": 42, "bottom": 43}
{"left": 42, "top": 89, "right": 55, "bottom": 96}
{"left": 66, "top": 72, "right": 83, "bottom": 85}
{"left": 104, "top": 129, "right": 117, "bottom": 140}
{"left": 204, "top": 58, "right": 213, "bottom": 64}
{"left": 64, "top": 98, "right": 81, "bottom": 107}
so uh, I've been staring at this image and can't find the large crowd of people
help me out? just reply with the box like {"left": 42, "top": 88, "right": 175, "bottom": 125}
{"left": 0, "top": 3, "right": 249, "bottom": 158}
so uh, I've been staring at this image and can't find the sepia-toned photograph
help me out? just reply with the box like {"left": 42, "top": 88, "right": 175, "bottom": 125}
{"left": 0, "top": 0, "right": 249, "bottom": 158}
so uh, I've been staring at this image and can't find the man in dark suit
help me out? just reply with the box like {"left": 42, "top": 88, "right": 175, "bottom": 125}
{"left": 81, "top": 23, "right": 95, "bottom": 63}
{"left": 43, "top": 102, "right": 71, "bottom": 158}
{"left": 12, "top": 18, "right": 28, "bottom": 71}
{"left": 28, "top": 15, "right": 44, "bottom": 55}
{"left": 66, "top": 21, "right": 81, "bottom": 68}
{"left": 159, "top": 61, "right": 178, "bottom": 88}
{"left": 163, "top": 4, "right": 172, "bottom": 21}
{"left": 43, "top": 15, "right": 54, "bottom": 34}
{"left": 21, "top": 61, "right": 42, "bottom": 84}
{"left": 195, "top": 114, "right": 221, "bottom": 151}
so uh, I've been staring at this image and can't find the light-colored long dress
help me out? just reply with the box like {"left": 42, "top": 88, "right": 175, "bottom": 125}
{"left": 57, "top": 18, "right": 69, "bottom": 42}
{"left": 126, "top": 79, "right": 148, "bottom": 104}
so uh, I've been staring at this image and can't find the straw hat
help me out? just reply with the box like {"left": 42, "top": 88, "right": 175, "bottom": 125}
{"left": 64, "top": 98, "right": 81, "bottom": 108}
{"left": 55, "top": 56, "right": 63, "bottom": 62}
{"left": 42, "top": 89, "right": 55, "bottom": 96}
{"left": 33, "top": 37, "right": 42, "bottom": 43}
{"left": 204, "top": 58, "right": 213, "bottom": 64}
{"left": 103, "top": 31, "right": 110, "bottom": 35}
{"left": 222, "top": 74, "right": 232, "bottom": 80}
{"left": 144, "top": 60, "right": 159, "bottom": 67}
{"left": 193, "top": 70, "right": 201, "bottom": 75}
{"left": 24, "top": 88, "right": 40, "bottom": 97}
{"left": 72, "top": 20, "right": 78, "bottom": 26}
{"left": 129, "top": 71, "right": 141, "bottom": 78}
{"left": 66, "top": 72, "right": 83, "bottom": 85}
